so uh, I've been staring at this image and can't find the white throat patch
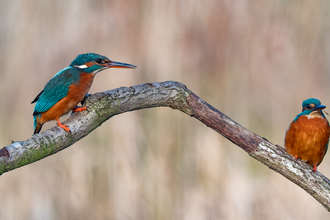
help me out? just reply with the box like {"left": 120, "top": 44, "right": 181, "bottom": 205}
{"left": 307, "top": 111, "right": 324, "bottom": 119}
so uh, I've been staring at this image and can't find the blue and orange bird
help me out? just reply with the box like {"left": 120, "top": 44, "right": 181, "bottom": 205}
{"left": 32, "top": 53, "right": 136, "bottom": 134}
{"left": 285, "top": 98, "right": 330, "bottom": 172}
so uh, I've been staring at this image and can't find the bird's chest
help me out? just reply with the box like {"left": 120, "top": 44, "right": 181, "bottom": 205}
{"left": 285, "top": 115, "right": 330, "bottom": 166}
{"left": 285, "top": 115, "right": 330, "bottom": 151}
{"left": 66, "top": 72, "right": 95, "bottom": 105}
{"left": 294, "top": 116, "right": 329, "bottom": 136}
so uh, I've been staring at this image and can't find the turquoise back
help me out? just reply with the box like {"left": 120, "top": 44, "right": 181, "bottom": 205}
{"left": 33, "top": 67, "right": 82, "bottom": 115}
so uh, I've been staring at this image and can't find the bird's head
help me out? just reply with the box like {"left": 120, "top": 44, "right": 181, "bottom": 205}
{"left": 293, "top": 98, "right": 327, "bottom": 122}
{"left": 301, "top": 98, "right": 326, "bottom": 113}
{"left": 70, "top": 53, "right": 136, "bottom": 74}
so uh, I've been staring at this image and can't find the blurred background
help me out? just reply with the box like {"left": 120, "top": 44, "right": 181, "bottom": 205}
{"left": 0, "top": 0, "right": 330, "bottom": 219}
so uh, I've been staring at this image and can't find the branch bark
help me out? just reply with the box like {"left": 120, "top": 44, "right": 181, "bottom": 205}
{"left": 1, "top": 81, "right": 330, "bottom": 211}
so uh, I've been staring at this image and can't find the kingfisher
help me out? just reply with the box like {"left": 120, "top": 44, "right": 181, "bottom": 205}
{"left": 32, "top": 53, "right": 136, "bottom": 134}
{"left": 285, "top": 98, "right": 330, "bottom": 172}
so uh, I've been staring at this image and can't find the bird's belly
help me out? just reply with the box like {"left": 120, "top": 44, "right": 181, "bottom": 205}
{"left": 39, "top": 72, "right": 94, "bottom": 123}
{"left": 285, "top": 116, "right": 330, "bottom": 166}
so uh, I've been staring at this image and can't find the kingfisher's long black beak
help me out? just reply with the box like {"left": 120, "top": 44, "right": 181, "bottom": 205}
{"left": 313, "top": 104, "right": 326, "bottom": 111}
{"left": 106, "top": 61, "right": 137, "bottom": 69}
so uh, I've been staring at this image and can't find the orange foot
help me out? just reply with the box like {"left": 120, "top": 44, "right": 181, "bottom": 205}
{"left": 313, "top": 164, "right": 317, "bottom": 172}
{"left": 73, "top": 107, "right": 87, "bottom": 112}
{"left": 56, "top": 119, "right": 71, "bottom": 133}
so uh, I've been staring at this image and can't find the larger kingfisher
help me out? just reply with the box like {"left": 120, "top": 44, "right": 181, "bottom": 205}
{"left": 285, "top": 98, "right": 330, "bottom": 172}
{"left": 32, "top": 53, "right": 136, "bottom": 134}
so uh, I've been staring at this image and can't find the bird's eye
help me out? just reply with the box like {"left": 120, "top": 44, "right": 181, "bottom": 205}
{"left": 96, "top": 59, "right": 105, "bottom": 64}
{"left": 308, "top": 104, "right": 315, "bottom": 109}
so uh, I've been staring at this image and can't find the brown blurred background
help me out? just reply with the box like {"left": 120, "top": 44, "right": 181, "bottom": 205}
{"left": 1, "top": 0, "right": 330, "bottom": 219}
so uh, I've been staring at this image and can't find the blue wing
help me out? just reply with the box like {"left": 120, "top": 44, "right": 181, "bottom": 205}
{"left": 32, "top": 67, "right": 81, "bottom": 115}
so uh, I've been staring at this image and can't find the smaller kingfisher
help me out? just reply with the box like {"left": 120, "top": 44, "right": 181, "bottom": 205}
{"left": 285, "top": 98, "right": 330, "bottom": 172}
{"left": 32, "top": 53, "right": 136, "bottom": 134}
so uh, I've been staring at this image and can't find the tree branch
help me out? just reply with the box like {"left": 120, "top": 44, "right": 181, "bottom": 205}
{"left": 1, "top": 81, "right": 330, "bottom": 211}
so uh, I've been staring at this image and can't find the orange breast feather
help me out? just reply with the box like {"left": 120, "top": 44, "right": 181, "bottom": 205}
{"left": 285, "top": 115, "right": 330, "bottom": 167}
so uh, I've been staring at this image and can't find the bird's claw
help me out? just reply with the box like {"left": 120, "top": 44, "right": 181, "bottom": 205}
{"left": 57, "top": 120, "right": 71, "bottom": 133}
{"left": 72, "top": 106, "right": 88, "bottom": 112}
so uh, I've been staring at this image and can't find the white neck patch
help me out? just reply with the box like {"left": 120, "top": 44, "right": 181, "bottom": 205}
{"left": 73, "top": 64, "right": 88, "bottom": 69}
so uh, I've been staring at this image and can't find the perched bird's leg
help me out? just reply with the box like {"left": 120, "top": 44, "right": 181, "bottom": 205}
{"left": 313, "top": 164, "right": 317, "bottom": 172}
{"left": 72, "top": 94, "right": 89, "bottom": 113}
{"left": 81, "top": 94, "right": 90, "bottom": 105}
{"left": 56, "top": 119, "right": 71, "bottom": 133}
{"left": 72, "top": 107, "right": 87, "bottom": 112}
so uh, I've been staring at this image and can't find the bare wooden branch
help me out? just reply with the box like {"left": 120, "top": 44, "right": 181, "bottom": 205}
{"left": 1, "top": 81, "right": 330, "bottom": 211}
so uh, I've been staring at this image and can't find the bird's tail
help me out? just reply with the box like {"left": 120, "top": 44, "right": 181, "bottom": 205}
{"left": 33, "top": 114, "right": 43, "bottom": 134}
